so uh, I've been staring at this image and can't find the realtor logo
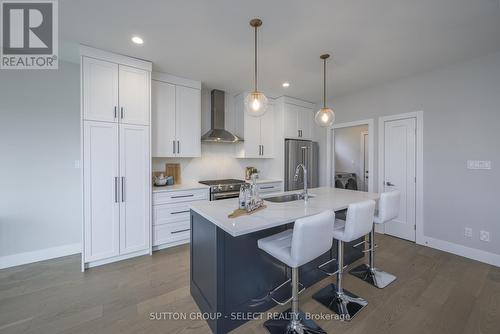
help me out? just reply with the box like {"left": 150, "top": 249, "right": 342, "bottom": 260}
{"left": 1, "top": 0, "right": 58, "bottom": 69}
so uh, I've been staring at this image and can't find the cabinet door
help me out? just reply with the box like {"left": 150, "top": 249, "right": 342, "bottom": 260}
{"left": 260, "top": 103, "right": 274, "bottom": 158}
{"left": 82, "top": 57, "right": 118, "bottom": 122}
{"left": 298, "top": 106, "right": 313, "bottom": 140}
{"left": 175, "top": 85, "right": 201, "bottom": 157}
{"left": 152, "top": 80, "right": 176, "bottom": 157}
{"left": 119, "top": 124, "right": 150, "bottom": 255}
{"left": 119, "top": 65, "right": 150, "bottom": 125}
{"left": 83, "top": 121, "right": 120, "bottom": 262}
{"left": 243, "top": 112, "right": 261, "bottom": 158}
{"left": 283, "top": 103, "right": 299, "bottom": 139}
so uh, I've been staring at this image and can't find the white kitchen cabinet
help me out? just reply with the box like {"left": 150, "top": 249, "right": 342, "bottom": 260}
{"left": 152, "top": 80, "right": 176, "bottom": 157}
{"left": 119, "top": 124, "right": 150, "bottom": 255}
{"left": 175, "top": 85, "right": 201, "bottom": 157}
{"left": 83, "top": 121, "right": 120, "bottom": 262}
{"left": 283, "top": 102, "right": 313, "bottom": 140}
{"left": 82, "top": 57, "right": 118, "bottom": 123}
{"left": 81, "top": 46, "right": 152, "bottom": 270}
{"left": 235, "top": 94, "right": 275, "bottom": 158}
{"left": 152, "top": 188, "right": 209, "bottom": 249}
{"left": 151, "top": 73, "right": 201, "bottom": 158}
{"left": 119, "top": 65, "right": 150, "bottom": 125}
{"left": 82, "top": 57, "right": 150, "bottom": 126}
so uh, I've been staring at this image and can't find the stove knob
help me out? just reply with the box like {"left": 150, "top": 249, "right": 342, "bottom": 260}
{"left": 229, "top": 185, "right": 234, "bottom": 189}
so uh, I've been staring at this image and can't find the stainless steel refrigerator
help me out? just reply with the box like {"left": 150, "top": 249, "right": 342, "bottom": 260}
{"left": 284, "top": 139, "right": 319, "bottom": 191}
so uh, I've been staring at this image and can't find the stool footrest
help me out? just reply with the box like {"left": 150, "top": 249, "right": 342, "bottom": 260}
{"left": 268, "top": 280, "right": 305, "bottom": 306}
{"left": 318, "top": 258, "right": 348, "bottom": 276}
{"left": 263, "top": 309, "right": 326, "bottom": 334}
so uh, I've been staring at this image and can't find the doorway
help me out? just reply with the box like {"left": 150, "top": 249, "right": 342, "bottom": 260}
{"left": 326, "top": 119, "right": 374, "bottom": 193}
{"left": 378, "top": 111, "right": 423, "bottom": 243}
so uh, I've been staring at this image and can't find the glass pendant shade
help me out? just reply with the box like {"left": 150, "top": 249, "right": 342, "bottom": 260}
{"left": 244, "top": 91, "right": 268, "bottom": 117}
{"left": 314, "top": 107, "right": 335, "bottom": 127}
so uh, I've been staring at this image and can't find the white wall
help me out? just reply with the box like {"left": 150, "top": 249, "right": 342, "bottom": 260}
{"left": 320, "top": 51, "right": 500, "bottom": 260}
{"left": 334, "top": 125, "right": 368, "bottom": 190}
{"left": 153, "top": 87, "right": 280, "bottom": 181}
{"left": 0, "top": 61, "right": 81, "bottom": 265}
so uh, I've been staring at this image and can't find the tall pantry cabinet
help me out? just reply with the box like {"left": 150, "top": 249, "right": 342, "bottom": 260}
{"left": 80, "top": 46, "right": 152, "bottom": 270}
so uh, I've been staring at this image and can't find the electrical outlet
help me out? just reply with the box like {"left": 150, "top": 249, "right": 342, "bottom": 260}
{"left": 464, "top": 227, "right": 473, "bottom": 239}
{"left": 479, "top": 230, "right": 490, "bottom": 242}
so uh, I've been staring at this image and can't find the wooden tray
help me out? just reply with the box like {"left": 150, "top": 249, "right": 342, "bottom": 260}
{"left": 228, "top": 205, "right": 267, "bottom": 218}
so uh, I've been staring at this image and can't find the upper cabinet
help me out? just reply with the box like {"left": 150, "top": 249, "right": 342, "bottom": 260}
{"left": 151, "top": 73, "right": 201, "bottom": 158}
{"left": 234, "top": 93, "right": 275, "bottom": 158}
{"left": 83, "top": 57, "right": 150, "bottom": 125}
{"left": 280, "top": 97, "right": 315, "bottom": 140}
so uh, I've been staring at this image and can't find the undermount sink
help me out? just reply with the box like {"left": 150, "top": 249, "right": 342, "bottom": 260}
{"left": 264, "top": 193, "right": 315, "bottom": 203}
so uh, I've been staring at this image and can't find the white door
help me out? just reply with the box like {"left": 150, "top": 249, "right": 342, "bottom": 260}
{"left": 82, "top": 57, "right": 118, "bottom": 123}
{"left": 83, "top": 121, "right": 120, "bottom": 262}
{"left": 243, "top": 112, "right": 261, "bottom": 158}
{"left": 119, "top": 124, "right": 150, "bottom": 255}
{"left": 152, "top": 80, "right": 176, "bottom": 157}
{"left": 284, "top": 103, "right": 299, "bottom": 139}
{"left": 297, "top": 106, "right": 313, "bottom": 140}
{"left": 119, "top": 65, "right": 150, "bottom": 125}
{"left": 383, "top": 118, "right": 416, "bottom": 241}
{"left": 175, "top": 85, "right": 201, "bottom": 157}
{"left": 260, "top": 102, "right": 274, "bottom": 158}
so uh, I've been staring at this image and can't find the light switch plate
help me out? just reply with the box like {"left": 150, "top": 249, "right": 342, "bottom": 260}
{"left": 467, "top": 160, "right": 492, "bottom": 170}
{"left": 464, "top": 227, "right": 472, "bottom": 238}
{"left": 74, "top": 160, "right": 81, "bottom": 169}
{"left": 480, "top": 230, "right": 490, "bottom": 242}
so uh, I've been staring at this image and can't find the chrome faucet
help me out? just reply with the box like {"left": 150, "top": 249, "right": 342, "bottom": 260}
{"left": 294, "top": 163, "right": 309, "bottom": 201}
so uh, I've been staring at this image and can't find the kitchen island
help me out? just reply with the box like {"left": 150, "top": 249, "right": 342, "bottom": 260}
{"left": 189, "top": 187, "right": 380, "bottom": 334}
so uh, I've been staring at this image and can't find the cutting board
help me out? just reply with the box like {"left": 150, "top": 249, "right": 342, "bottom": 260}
{"left": 165, "top": 163, "right": 181, "bottom": 184}
{"left": 228, "top": 205, "right": 267, "bottom": 218}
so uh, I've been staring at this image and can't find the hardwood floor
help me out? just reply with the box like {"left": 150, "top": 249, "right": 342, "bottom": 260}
{"left": 1, "top": 235, "right": 499, "bottom": 334}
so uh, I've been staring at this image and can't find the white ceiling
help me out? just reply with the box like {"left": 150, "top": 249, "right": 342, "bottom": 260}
{"left": 61, "top": 0, "right": 500, "bottom": 102}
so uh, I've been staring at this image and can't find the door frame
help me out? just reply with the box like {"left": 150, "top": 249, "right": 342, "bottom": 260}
{"left": 326, "top": 119, "right": 375, "bottom": 192}
{"left": 360, "top": 131, "right": 369, "bottom": 191}
{"left": 378, "top": 111, "right": 424, "bottom": 244}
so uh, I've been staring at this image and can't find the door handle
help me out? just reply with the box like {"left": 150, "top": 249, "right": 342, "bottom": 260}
{"left": 121, "top": 177, "right": 125, "bottom": 202}
{"left": 114, "top": 177, "right": 118, "bottom": 203}
{"left": 386, "top": 181, "right": 395, "bottom": 186}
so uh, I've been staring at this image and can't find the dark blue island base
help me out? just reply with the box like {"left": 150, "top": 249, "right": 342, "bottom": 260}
{"left": 190, "top": 210, "right": 364, "bottom": 334}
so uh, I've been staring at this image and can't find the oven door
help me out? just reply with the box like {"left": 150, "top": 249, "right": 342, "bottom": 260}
{"left": 212, "top": 191, "right": 240, "bottom": 201}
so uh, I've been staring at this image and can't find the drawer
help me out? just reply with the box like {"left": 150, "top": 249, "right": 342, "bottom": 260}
{"left": 153, "top": 221, "right": 190, "bottom": 246}
{"left": 153, "top": 188, "right": 208, "bottom": 205}
{"left": 153, "top": 203, "right": 191, "bottom": 226}
{"left": 258, "top": 182, "right": 282, "bottom": 194}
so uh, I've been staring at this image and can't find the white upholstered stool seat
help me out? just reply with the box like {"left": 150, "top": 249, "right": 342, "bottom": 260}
{"left": 258, "top": 210, "right": 335, "bottom": 334}
{"left": 313, "top": 200, "right": 375, "bottom": 321}
{"left": 350, "top": 191, "right": 400, "bottom": 289}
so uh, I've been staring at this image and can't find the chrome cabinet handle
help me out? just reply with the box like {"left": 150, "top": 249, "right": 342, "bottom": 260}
{"left": 171, "top": 194, "right": 194, "bottom": 199}
{"left": 120, "top": 107, "right": 124, "bottom": 119}
{"left": 386, "top": 181, "right": 395, "bottom": 186}
{"left": 114, "top": 177, "right": 118, "bottom": 203}
{"left": 121, "top": 177, "right": 125, "bottom": 202}
{"left": 114, "top": 106, "right": 117, "bottom": 119}
{"left": 177, "top": 141, "right": 180, "bottom": 154}
{"left": 173, "top": 140, "right": 175, "bottom": 154}
{"left": 262, "top": 145, "right": 264, "bottom": 156}
{"left": 260, "top": 186, "right": 274, "bottom": 189}
{"left": 171, "top": 228, "right": 190, "bottom": 234}
{"left": 171, "top": 210, "right": 190, "bottom": 215}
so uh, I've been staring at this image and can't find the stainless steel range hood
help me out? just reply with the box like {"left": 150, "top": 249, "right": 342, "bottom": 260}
{"left": 201, "top": 89, "right": 242, "bottom": 143}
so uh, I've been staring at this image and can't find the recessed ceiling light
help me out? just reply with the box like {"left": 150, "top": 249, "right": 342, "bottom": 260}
{"left": 131, "top": 36, "right": 144, "bottom": 45}
{"left": 282, "top": 82, "right": 290, "bottom": 88}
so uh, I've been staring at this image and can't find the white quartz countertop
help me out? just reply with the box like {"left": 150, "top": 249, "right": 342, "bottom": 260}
{"left": 153, "top": 182, "right": 209, "bottom": 193}
{"left": 189, "top": 187, "right": 380, "bottom": 237}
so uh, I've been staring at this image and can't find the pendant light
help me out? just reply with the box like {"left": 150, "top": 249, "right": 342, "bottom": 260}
{"left": 314, "top": 54, "right": 335, "bottom": 127}
{"left": 244, "top": 18, "right": 268, "bottom": 117}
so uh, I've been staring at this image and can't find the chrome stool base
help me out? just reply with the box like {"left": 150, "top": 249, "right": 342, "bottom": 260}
{"left": 312, "top": 284, "right": 368, "bottom": 321}
{"left": 264, "top": 309, "right": 326, "bottom": 334}
{"left": 349, "top": 263, "right": 396, "bottom": 289}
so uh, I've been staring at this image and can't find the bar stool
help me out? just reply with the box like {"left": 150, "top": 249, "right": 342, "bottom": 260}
{"left": 350, "top": 191, "right": 400, "bottom": 288}
{"left": 312, "top": 200, "right": 375, "bottom": 321}
{"left": 257, "top": 210, "right": 335, "bottom": 334}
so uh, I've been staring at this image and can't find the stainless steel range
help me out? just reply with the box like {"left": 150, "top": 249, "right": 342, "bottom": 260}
{"left": 199, "top": 179, "right": 246, "bottom": 201}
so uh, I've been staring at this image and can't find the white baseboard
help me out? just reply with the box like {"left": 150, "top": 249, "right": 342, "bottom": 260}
{"left": 422, "top": 236, "right": 500, "bottom": 267}
{"left": 0, "top": 243, "right": 81, "bottom": 270}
